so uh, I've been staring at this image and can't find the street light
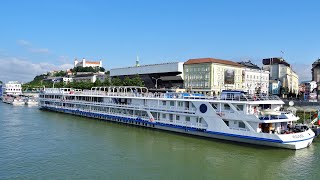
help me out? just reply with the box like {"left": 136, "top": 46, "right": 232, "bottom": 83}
{"left": 152, "top": 77, "right": 160, "bottom": 89}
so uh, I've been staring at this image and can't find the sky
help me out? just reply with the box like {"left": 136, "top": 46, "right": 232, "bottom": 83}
{"left": 0, "top": 0, "right": 319, "bottom": 83}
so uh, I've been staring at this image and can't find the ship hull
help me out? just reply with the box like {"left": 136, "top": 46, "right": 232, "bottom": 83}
{"left": 40, "top": 106, "right": 314, "bottom": 150}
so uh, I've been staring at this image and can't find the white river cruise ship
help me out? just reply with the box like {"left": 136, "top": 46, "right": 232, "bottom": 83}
{"left": 39, "top": 86, "right": 315, "bottom": 150}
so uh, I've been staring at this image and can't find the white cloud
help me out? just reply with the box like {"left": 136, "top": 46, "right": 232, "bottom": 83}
{"left": 17, "top": 39, "right": 50, "bottom": 54}
{"left": 29, "top": 48, "right": 50, "bottom": 54}
{"left": 0, "top": 57, "right": 73, "bottom": 83}
{"left": 17, "top": 39, "right": 31, "bottom": 46}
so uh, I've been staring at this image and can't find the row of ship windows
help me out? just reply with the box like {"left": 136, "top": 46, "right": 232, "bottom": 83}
{"left": 224, "top": 120, "right": 246, "bottom": 129}
{"left": 46, "top": 101, "right": 200, "bottom": 123}
{"left": 5, "top": 88, "right": 21, "bottom": 91}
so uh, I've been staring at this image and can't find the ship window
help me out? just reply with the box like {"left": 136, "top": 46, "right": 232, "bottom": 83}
{"left": 239, "top": 122, "right": 245, "bottom": 128}
{"left": 162, "top": 101, "right": 166, "bottom": 106}
{"left": 224, "top": 104, "right": 230, "bottom": 110}
{"left": 236, "top": 105, "right": 244, "bottom": 111}
{"left": 178, "top": 101, "right": 183, "bottom": 107}
{"left": 223, "top": 120, "right": 229, "bottom": 126}
{"left": 186, "top": 116, "right": 190, "bottom": 121}
{"left": 170, "top": 101, "right": 174, "bottom": 106}
{"left": 162, "top": 114, "right": 166, "bottom": 119}
{"left": 211, "top": 103, "right": 218, "bottom": 109}
{"left": 176, "top": 115, "right": 180, "bottom": 120}
{"left": 169, "top": 114, "right": 173, "bottom": 121}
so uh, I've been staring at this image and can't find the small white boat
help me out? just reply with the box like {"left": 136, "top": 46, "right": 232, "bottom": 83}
{"left": 25, "top": 98, "right": 38, "bottom": 106}
{"left": 2, "top": 95, "right": 14, "bottom": 104}
{"left": 11, "top": 97, "right": 25, "bottom": 106}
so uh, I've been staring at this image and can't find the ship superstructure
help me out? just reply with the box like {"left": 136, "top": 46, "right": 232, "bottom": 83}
{"left": 39, "top": 86, "right": 315, "bottom": 150}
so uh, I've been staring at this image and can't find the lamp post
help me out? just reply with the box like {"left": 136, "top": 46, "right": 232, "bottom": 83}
{"left": 152, "top": 77, "right": 160, "bottom": 89}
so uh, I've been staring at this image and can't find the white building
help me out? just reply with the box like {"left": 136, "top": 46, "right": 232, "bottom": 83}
{"left": 242, "top": 68, "right": 269, "bottom": 95}
{"left": 74, "top": 58, "right": 102, "bottom": 68}
{"left": 73, "top": 74, "right": 106, "bottom": 83}
{"left": 238, "top": 61, "right": 269, "bottom": 95}
{"left": 62, "top": 77, "right": 73, "bottom": 83}
{"left": 3, "top": 81, "right": 22, "bottom": 95}
{"left": 304, "top": 81, "right": 317, "bottom": 94}
{"left": 262, "top": 57, "right": 299, "bottom": 94}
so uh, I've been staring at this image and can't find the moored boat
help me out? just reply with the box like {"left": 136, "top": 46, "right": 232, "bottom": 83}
{"left": 38, "top": 87, "right": 315, "bottom": 150}
{"left": 25, "top": 97, "right": 38, "bottom": 106}
{"left": 11, "top": 97, "right": 25, "bottom": 106}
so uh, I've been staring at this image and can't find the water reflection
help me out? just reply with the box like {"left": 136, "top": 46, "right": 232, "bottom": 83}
{"left": 0, "top": 103, "right": 319, "bottom": 179}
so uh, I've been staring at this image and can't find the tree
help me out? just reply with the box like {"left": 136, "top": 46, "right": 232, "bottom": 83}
{"left": 131, "top": 75, "right": 144, "bottom": 87}
{"left": 99, "top": 67, "right": 105, "bottom": 72}
{"left": 102, "top": 77, "right": 111, "bottom": 86}
{"left": 0, "top": 80, "right": 2, "bottom": 84}
{"left": 123, "top": 76, "right": 132, "bottom": 86}
{"left": 111, "top": 77, "right": 123, "bottom": 86}
{"left": 53, "top": 70, "right": 66, "bottom": 77}
{"left": 94, "top": 78, "right": 102, "bottom": 86}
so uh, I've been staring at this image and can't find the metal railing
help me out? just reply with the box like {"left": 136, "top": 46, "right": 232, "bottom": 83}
{"left": 39, "top": 98, "right": 197, "bottom": 113}
{"left": 41, "top": 88, "right": 282, "bottom": 102}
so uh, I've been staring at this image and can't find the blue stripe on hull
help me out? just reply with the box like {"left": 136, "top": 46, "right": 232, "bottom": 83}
{"left": 41, "top": 106, "right": 313, "bottom": 145}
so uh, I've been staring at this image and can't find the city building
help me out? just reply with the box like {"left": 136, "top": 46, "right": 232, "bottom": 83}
{"left": 184, "top": 58, "right": 243, "bottom": 95}
{"left": 3, "top": 81, "right": 22, "bottom": 95}
{"left": 238, "top": 61, "right": 269, "bottom": 95}
{"left": 110, "top": 62, "right": 184, "bottom": 90}
{"left": 311, "top": 58, "right": 320, "bottom": 83}
{"left": 304, "top": 81, "right": 317, "bottom": 94}
{"left": 299, "top": 83, "right": 306, "bottom": 94}
{"left": 262, "top": 57, "right": 299, "bottom": 94}
{"left": 43, "top": 77, "right": 73, "bottom": 83}
{"left": 269, "top": 80, "right": 281, "bottom": 95}
{"left": 72, "top": 73, "right": 106, "bottom": 83}
{"left": 74, "top": 58, "right": 102, "bottom": 68}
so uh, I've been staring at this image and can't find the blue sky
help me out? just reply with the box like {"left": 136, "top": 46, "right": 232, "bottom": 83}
{"left": 0, "top": 0, "right": 319, "bottom": 82}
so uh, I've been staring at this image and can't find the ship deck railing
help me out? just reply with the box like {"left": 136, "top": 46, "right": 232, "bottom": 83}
{"left": 42, "top": 89, "right": 282, "bottom": 102}
{"left": 41, "top": 104, "right": 207, "bottom": 129}
{"left": 40, "top": 98, "right": 197, "bottom": 113}
{"left": 257, "top": 111, "right": 295, "bottom": 121}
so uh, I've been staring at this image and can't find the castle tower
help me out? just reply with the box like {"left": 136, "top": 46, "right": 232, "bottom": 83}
{"left": 74, "top": 58, "right": 78, "bottom": 67}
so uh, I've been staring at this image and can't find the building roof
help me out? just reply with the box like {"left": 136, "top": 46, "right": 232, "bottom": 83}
{"left": 262, "top": 57, "right": 290, "bottom": 67}
{"left": 184, "top": 58, "right": 243, "bottom": 67}
{"left": 86, "top": 61, "right": 100, "bottom": 65}
{"left": 238, "top": 60, "right": 261, "bottom": 69}
{"left": 312, "top": 58, "right": 320, "bottom": 68}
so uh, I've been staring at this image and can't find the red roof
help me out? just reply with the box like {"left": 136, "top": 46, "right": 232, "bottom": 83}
{"left": 185, "top": 58, "right": 243, "bottom": 67}
{"left": 86, "top": 61, "right": 100, "bottom": 65}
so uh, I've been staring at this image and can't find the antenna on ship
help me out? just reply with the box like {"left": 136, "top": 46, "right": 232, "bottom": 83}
{"left": 136, "top": 56, "right": 140, "bottom": 67}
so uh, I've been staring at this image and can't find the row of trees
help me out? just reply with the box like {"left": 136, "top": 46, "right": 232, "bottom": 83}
{"left": 53, "top": 70, "right": 67, "bottom": 77}
{"left": 22, "top": 75, "right": 144, "bottom": 91}
{"left": 72, "top": 66, "right": 105, "bottom": 73}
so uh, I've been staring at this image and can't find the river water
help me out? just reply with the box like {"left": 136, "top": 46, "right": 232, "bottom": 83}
{"left": 0, "top": 103, "right": 319, "bottom": 179}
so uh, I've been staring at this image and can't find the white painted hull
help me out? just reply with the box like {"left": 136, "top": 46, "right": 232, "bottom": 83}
{"left": 40, "top": 106, "right": 315, "bottom": 150}
{"left": 11, "top": 101, "right": 25, "bottom": 106}
{"left": 26, "top": 101, "right": 38, "bottom": 106}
